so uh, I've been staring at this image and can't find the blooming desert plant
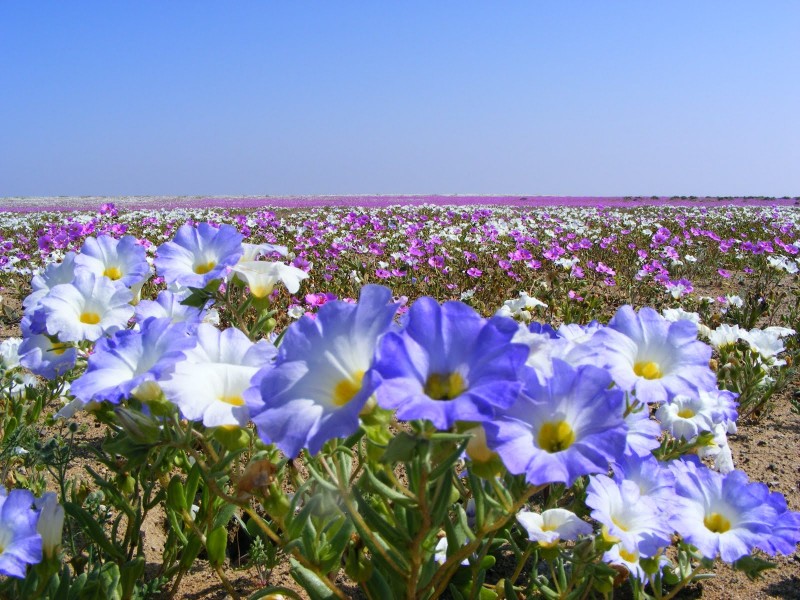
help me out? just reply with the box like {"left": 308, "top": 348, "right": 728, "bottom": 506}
{"left": 0, "top": 206, "right": 798, "bottom": 599}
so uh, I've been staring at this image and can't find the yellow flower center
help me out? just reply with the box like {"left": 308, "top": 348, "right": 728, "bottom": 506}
{"left": 103, "top": 266, "right": 123, "bottom": 280}
{"left": 79, "top": 312, "right": 101, "bottom": 325}
{"left": 424, "top": 372, "right": 466, "bottom": 400}
{"left": 601, "top": 525, "right": 621, "bottom": 544}
{"left": 193, "top": 261, "right": 216, "bottom": 275}
{"left": 619, "top": 547, "right": 638, "bottom": 563}
{"left": 332, "top": 371, "right": 365, "bottom": 407}
{"left": 537, "top": 420, "right": 576, "bottom": 453}
{"left": 249, "top": 283, "right": 274, "bottom": 299}
{"left": 677, "top": 408, "right": 695, "bottom": 418}
{"left": 633, "top": 361, "right": 662, "bottom": 380}
{"left": 50, "top": 342, "right": 69, "bottom": 355}
{"left": 219, "top": 395, "right": 245, "bottom": 406}
{"left": 703, "top": 512, "right": 731, "bottom": 534}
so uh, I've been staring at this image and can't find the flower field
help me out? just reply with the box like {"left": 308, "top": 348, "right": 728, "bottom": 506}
{"left": 0, "top": 198, "right": 799, "bottom": 599}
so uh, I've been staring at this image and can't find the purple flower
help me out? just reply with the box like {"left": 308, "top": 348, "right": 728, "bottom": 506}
{"left": 18, "top": 314, "right": 77, "bottom": 380}
{"left": 23, "top": 252, "right": 78, "bottom": 313}
{"left": 74, "top": 235, "right": 151, "bottom": 293}
{"left": 576, "top": 306, "right": 716, "bottom": 404}
{"left": 373, "top": 299, "right": 528, "bottom": 430}
{"left": 670, "top": 461, "right": 776, "bottom": 563}
{"left": 134, "top": 289, "right": 206, "bottom": 331}
{"left": 155, "top": 223, "right": 243, "bottom": 288}
{"left": 0, "top": 487, "right": 42, "bottom": 578}
{"left": 70, "top": 318, "right": 195, "bottom": 404}
{"left": 756, "top": 492, "right": 800, "bottom": 556}
{"left": 247, "top": 285, "right": 399, "bottom": 457}
{"left": 466, "top": 268, "right": 482, "bottom": 278}
{"left": 484, "top": 360, "right": 627, "bottom": 486}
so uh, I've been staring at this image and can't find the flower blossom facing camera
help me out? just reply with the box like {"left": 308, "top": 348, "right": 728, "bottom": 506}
{"left": 575, "top": 306, "right": 716, "bottom": 404}
{"left": 484, "top": 360, "right": 627, "bottom": 486}
{"left": 161, "top": 323, "right": 276, "bottom": 428}
{"left": 74, "top": 235, "right": 151, "bottom": 300}
{"left": 373, "top": 298, "right": 528, "bottom": 430}
{"left": 669, "top": 461, "right": 782, "bottom": 563}
{"left": 248, "top": 285, "right": 398, "bottom": 457}
{"left": 155, "top": 223, "right": 243, "bottom": 288}
{"left": 38, "top": 272, "right": 134, "bottom": 342}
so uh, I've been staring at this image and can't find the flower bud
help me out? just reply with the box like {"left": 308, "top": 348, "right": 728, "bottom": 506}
{"left": 35, "top": 492, "right": 65, "bottom": 559}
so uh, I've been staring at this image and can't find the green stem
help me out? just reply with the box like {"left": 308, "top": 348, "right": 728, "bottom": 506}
{"left": 426, "top": 484, "right": 544, "bottom": 598}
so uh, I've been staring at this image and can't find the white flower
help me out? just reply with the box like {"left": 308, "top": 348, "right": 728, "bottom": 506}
{"left": 767, "top": 255, "right": 798, "bottom": 274}
{"left": 39, "top": 272, "right": 134, "bottom": 342}
{"left": 707, "top": 324, "right": 742, "bottom": 349}
{"left": 160, "top": 324, "right": 277, "bottom": 428}
{"left": 433, "top": 537, "right": 469, "bottom": 566}
{"left": 656, "top": 394, "right": 717, "bottom": 441}
{"left": 763, "top": 326, "right": 795, "bottom": 339}
{"left": 661, "top": 308, "right": 701, "bottom": 324}
{"left": 554, "top": 256, "right": 579, "bottom": 270}
{"left": 203, "top": 308, "right": 221, "bottom": 327}
{"left": 0, "top": 337, "right": 23, "bottom": 370}
{"left": 288, "top": 305, "right": 305, "bottom": 319}
{"left": 233, "top": 261, "right": 309, "bottom": 298}
{"left": 240, "top": 243, "right": 288, "bottom": 262}
{"left": 696, "top": 423, "right": 735, "bottom": 473}
{"left": 7, "top": 372, "right": 39, "bottom": 398}
{"left": 740, "top": 328, "right": 785, "bottom": 364}
{"left": 516, "top": 508, "right": 591, "bottom": 547}
{"left": 725, "top": 295, "right": 744, "bottom": 308}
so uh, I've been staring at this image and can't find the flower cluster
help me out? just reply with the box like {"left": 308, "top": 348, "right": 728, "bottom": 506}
{"left": 3, "top": 217, "right": 799, "bottom": 593}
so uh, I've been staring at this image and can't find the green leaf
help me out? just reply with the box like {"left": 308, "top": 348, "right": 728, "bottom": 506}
{"left": 206, "top": 526, "right": 228, "bottom": 567}
{"left": 363, "top": 469, "right": 416, "bottom": 507}
{"left": 429, "top": 474, "right": 455, "bottom": 526}
{"left": 353, "top": 488, "right": 412, "bottom": 546}
{"left": 78, "top": 563, "right": 122, "bottom": 600}
{"left": 63, "top": 502, "right": 126, "bottom": 562}
{"left": 184, "top": 462, "right": 201, "bottom": 510}
{"left": 429, "top": 438, "right": 470, "bottom": 481}
{"left": 317, "top": 518, "right": 354, "bottom": 573}
{"left": 119, "top": 556, "right": 145, "bottom": 600}
{"left": 733, "top": 555, "right": 776, "bottom": 581}
{"left": 211, "top": 501, "right": 239, "bottom": 530}
{"left": 362, "top": 568, "right": 393, "bottom": 598}
{"left": 179, "top": 534, "right": 203, "bottom": 570}
{"left": 381, "top": 431, "right": 425, "bottom": 463}
{"left": 166, "top": 476, "right": 186, "bottom": 512}
{"left": 289, "top": 559, "right": 338, "bottom": 600}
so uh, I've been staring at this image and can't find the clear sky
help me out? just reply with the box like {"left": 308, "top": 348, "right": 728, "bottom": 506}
{"left": 2, "top": 2, "right": 799, "bottom": 197}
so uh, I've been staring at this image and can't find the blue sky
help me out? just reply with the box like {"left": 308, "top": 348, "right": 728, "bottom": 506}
{"left": 2, "top": 2, "right": 799, "bottom": 197}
